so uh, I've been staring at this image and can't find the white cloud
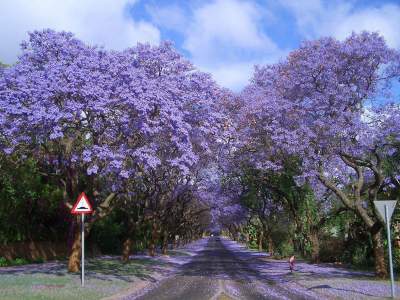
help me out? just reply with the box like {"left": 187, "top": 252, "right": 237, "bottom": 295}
{"left": 147, "top": 0, "right": 284, "bottom": 90}
{"left": 281, "top": 0, "right": 400, "bottom": 49}
{"left": 202, "top": 47, "right": 290, "bottom": 91}
{"left": 0, "top": 0, "right": 160, "bottom": 64}
{"left": 183, "top": 0, "right": 277, "bottom": 62}
{"left": 331, "top": 5, "right": 400, "bottom": 48}
{"left": 185, "top": 0, "right": 291, "bottom": 91}
{"left": 203, "top": 63, "right": 255, "bottom": 91}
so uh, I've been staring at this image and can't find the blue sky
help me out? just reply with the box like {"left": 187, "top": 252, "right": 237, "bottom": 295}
{"left": 1, "top": 0, "right": 400, "bottom": 92}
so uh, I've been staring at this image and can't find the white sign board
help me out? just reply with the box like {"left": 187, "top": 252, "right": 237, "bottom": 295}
{"left": 71, "top": 193, "right": 93, "bottom": 214}
{"left": 374, "top": 200, "right": 397, "bottom": 298}
{"left": 374, "top": 200, "right": 397, "bottom": 224}
{"left": 70, "top": 192, "right": 93, "bottom": 287}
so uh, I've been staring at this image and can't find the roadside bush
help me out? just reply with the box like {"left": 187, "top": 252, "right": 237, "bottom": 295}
{"left": 0, "top": 257, "right": 8, "bottom": 267}
{"left": 0, "top": 157, "right": 67, "bottom": 244}
{"left": 351, "top": 246, "right": 368, "bottom": 266}
{"left": 248, "top": 240, "right": 258, "bottom": 249}
{"left": 32, "top": 257, "right": 45, "bottom": 264}
{"left": 13, "top": 258, "right": 28, "bottom": 265}
{"left": 270, "top": 221, "right": 294, "bottom": 258}
{"left": 319, "top": 238, "right": 344, "bottom": 262}
{"left": 0, "top": 257, "right": 30, "bottom": 267}
{"left": 276, "top": 241, "right": 294, "bottom": 258}
{"left": 341, "top": 239, "right": 373, "bottom": 267}
{"left": 246, "top": 224, "right": 259, "bottom": 249}
{"left": 91, "top": 214, "right": 124, "bottom": 254}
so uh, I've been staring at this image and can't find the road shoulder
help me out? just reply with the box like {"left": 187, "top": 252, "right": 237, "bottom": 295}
{"left": 223, "top": 237, "right": 400, "bottom": 299}
{"left": 104, "top": 238, "right": 210, "bottom": 300}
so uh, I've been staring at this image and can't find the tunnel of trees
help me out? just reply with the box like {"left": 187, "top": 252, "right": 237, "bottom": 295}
{"left": 0, "top": 29, "right": 399, "bottom": 278}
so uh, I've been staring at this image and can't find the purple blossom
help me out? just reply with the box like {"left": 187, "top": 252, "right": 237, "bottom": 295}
{"left": 0, "top": 29, "right": 226, "bottom": 226}
{"left": 82, "top": 150, "right": 92, "bottom": 163}
{"left": 119, "top": 170, "right": 129, "bottom": 179}
{"left": 87, "top": 165, "right": 99, "bottom": 175}
{"left": 3, "top": 147, "right": 13, "bottom": 155}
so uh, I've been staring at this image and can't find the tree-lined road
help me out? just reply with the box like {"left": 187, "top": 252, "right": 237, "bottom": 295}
{"left": 2, "top": 24, "right": 400, "bottom": 300}
{"left": 129, "top": 237, "right": 314, "bottom": 300}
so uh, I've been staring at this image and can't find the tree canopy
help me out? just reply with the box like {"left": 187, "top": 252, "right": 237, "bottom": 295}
{"left": 0, "top": 29, "right": 399, "bottom": 277}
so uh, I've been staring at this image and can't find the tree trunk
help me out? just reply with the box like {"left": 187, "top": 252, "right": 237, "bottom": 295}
{"left": 393, "top": 223, "right": 400, "bottom": 248}
{"left": 67, "top": 219, "right": 76, "bottom": 252}
{"left": 258, "top": 230, "right": 264, "bottom": 252}
{"left": 371, "top": 230, "right": 388, "bottom": 278}
{"left": 148, "top": 222, "right": 158, "bottom": 257}
{"left": 310, "top": 229, "right": 320, "bottom": 263}
{"left": 68, "top": 228, "right": 81, "bottom": 273}
{"left": 318, "top": 165, "right": 388, "bottom": 278}
{"left": 172, "top": 236, "right": 177, "bottom": 249}
{"left": 162, "top": 230, "right": 168, "bottom": 255}
{"left": 122, "top": 238, "right": 133, "bottom": 263}
{"left": 267, "top": 235, "right": 274, "bottom": 256}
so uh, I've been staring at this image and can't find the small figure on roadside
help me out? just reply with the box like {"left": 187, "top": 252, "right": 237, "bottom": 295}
{"left": 289, "top": 255, "right": 295, "bottom": 272}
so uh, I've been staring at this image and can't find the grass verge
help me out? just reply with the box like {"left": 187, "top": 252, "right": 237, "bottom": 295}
{"left": 0, "top": 257, "right": 169, "bottom": 300}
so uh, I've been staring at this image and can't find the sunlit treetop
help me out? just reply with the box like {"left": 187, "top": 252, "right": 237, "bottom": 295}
{"left": 239, "top": 32, "right": 400, "bottom": 191}
{"left": 0, "top": 29, "right": 225, "bottom": 191}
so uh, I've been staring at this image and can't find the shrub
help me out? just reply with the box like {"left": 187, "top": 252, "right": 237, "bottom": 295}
{"left": 32, "top": 257, "right": 44, "bottom": 264}
{"left": 277, "top": 241, "right": 294, "bottom": 258}
{"left": 91, "top": 214, "right": 124, "bottom": 254}
{"left": 0, "top": 257, "right": 9, "bottom": 267}
{"left": 13, "top": 258, "right": 29, "bottom": 265}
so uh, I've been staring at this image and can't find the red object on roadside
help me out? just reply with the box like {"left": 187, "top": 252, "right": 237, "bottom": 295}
{"left": 289, "top": 255, "right": 295, "bottom": 272}
{"left": 71, "top": 192, "right": 93, "bottom": 215}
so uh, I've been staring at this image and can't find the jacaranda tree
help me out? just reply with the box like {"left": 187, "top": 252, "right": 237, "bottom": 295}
{"left": 0, "top": 30, "right": 224, "bottom": 271}
{"left": 242, "top": 32, "right": 400, "bottom": 277}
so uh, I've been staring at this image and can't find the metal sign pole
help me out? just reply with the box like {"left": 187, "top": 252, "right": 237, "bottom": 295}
{"left": 70, "top": 192, "right": 93, "bottom": 288}
{"left": 385, "top": 205, "right": 395, "bottom": 298}
{"left": 81, "top": 214, "right": 85, "bottom": 287}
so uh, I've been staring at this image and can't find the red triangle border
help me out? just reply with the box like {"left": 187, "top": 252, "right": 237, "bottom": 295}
{"left": 71, "top": 192, "right": 94, "bottom": 215}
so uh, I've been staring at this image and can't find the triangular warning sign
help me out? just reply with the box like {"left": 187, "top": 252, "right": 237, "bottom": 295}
{"left": 71, "top": 192, "right": 93, "bottom": 215}
{"left": 374, "top": 200, "right": 397, "bottom": 224}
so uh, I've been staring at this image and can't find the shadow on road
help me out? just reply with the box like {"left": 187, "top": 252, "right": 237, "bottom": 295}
{"left": 179, "top": 238, "right": 267, "bottom": 283}
{"left": 307, "top": 284, "right": 376, "bottom": 297}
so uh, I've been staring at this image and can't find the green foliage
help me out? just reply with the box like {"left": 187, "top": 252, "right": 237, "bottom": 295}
{"left": 0, "top": 257, "right": 31, "bottom": 267}
{"left": 90, "top": 213, "right": 124, "bottom": 254}
{"left": 394, "top": 248, "right": 400, "bottom": 271}
{"left": 248, "top": 224, "right": 259, "bottom": 249}
{"left": 276, "top": 241, "right": 294, "bottom": 258}
{"left": 0, "top": 257, "right": 8, "bottom": 267}
{"left": 269, "top": 221, "right": 295, "bottom": 257}
{"left": 133, "top": 224, "right": 151, "bottom": 253}
{"left": 0, "top": 156, "right": 67, "bottom": 243}
{"left": 13, "top": 258, "right": 29, "bottom": 265}
{"left": 32, "top": 257, "right": 45, "bottom": 264}
{"left": 351, "top": 247, "right": 368, "bottom": 266}
{"left": 340, "top": 219, "right": 374, "bottom": 267}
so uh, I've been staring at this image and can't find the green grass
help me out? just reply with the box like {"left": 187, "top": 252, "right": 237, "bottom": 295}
{"left": 0, "top": 257, "right": 164, "bottom": 300}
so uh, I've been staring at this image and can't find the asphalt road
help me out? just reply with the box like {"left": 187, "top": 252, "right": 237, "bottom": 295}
{"left": 129, "top": 237, "right": 313, "bottom": 300}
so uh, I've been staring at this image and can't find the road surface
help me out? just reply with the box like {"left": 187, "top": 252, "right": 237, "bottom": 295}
{"left": 126, "top": 237, "right": 317, "bottom": 300}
